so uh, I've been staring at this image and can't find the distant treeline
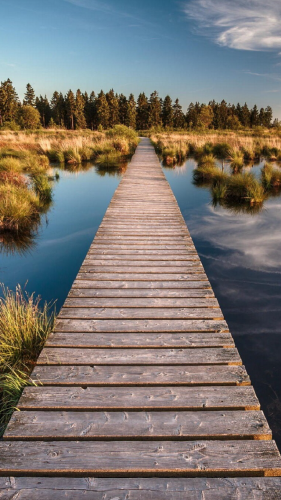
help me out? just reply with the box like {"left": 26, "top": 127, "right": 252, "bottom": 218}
{"left": 0, "top": 78, "right": 276, "bottom": 131}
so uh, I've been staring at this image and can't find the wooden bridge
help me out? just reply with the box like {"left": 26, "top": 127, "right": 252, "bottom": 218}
{"left": 1, "top": 138, "right": 281, "bottom": 498}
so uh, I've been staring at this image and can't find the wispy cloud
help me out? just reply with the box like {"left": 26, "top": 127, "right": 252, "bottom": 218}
{"left": 183, "top": 0, "right": 281, "bottom": 51}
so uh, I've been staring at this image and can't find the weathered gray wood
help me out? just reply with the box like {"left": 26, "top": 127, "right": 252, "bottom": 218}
{"left": 80, "top": 265, "right": 204, "bottom": 273}
{"left": 83, "top": 260, "right": 201, "bottom": 267}
{"left": 54, "top": 318, "right": 229, "bottom": 333}
{"left": 1, "top": 477, "right": 281, "bottom": 499}
{"left": 17, "top": 386, "right": 258, "bottom": 410}
{"left": 76, "top": 273, "right": 208, "bottom": 281}
{"left": 69, "top": 288, "right": 215, "bottom": 298}
{"left": 31, "top": 364, "right": 249, "bottom": 386}
{"left": 45, "top": 332, "right": 234, "bottom": 348}
{"left": 0, "top": 440, "right": 280, "bottom": 476}
{"left": 38, "top": 347, "right": 240, "bottom": 365}
{"left": 5, "top": 411, "right": 270, "bottom": 440}
{"left": 59, "top": 307, "right": 223, "bottom": 320}
{"left": 64, "top": 297, "right": 219, "bottom": 308}
{"left": 73, "top": 280, "right": 212, "bottom": 289}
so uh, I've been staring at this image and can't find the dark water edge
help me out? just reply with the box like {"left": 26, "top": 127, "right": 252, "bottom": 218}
{"left": 163, "top": 159, "right": 281, "bottom": 449}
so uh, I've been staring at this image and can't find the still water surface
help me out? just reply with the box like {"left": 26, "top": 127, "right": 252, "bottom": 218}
{"left": 1, "top": 157, "right": 281, "bottom": 447}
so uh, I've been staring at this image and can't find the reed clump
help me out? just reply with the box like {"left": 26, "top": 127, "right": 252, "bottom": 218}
{"left": 262, "top": 163, "right": 281, "bottom": 190}
{"left": 0, "top": 285, "right": 54, "bottom": 433}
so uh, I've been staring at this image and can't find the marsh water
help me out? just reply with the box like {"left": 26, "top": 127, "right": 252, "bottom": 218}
{"left": 1, "top": 155, "right": 281, "bottom": 448}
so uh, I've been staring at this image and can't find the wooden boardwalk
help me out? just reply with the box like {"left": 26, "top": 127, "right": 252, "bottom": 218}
{"left": 1, "top": 138, "right": 281, "bottom": 498}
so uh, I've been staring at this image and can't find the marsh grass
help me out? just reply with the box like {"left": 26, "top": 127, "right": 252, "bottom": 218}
{"left": 262, "top": 163, "right": 281, "bottom": 190}
{"left": 95, "top": 151, "right": 123, "bottom": 168}
{"left": 0, "top": 285, "right": 54, "bottom": 433}
{"left": 0, "top": 183, "right": 40, "bottom": 232}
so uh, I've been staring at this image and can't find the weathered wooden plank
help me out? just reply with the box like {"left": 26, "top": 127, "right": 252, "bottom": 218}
{"left": 1, "top": 477, "right": 281, "bottom": 500}
{"left": 83, "top": 260, "right": 201, "bottom": 267}
{"left": 68, "top": 289, "right": 215, "bottom": 298}
{"left": 76, "top": 273, "right": 208, "bottom": 281}
{"left": 31, "top": 364, "right": 249, "bottom": 386}
{"left": 18, "top": 386, "right": 258, "bottom": 410}
{"left": 0, "top": 440, "right": 280, "bottom": 476}
{"left": 54, "top": 318, "right": 229, "bottom": 333}
{"left": 86, "top": 253, "right": 199, "bottom": 259}
{"left": 73, "top": 280, "right": 212, "bottom": 289}
{"left": 58, "top": 307, "right": 223, "bottom": 321}
{"left": 38, "top": 347, "right": 240, "bottom": 365}
{"left": 64, "top": 297, "right": 218, "bottom": 308}
{"left": 5, "top": 411, "right": 270, "bottom": 441}
{"left": 80, "top": 265, "right": 204, "bottom": 273}
{"left": 45, "top": 332, "right": 234, "bottom": 348}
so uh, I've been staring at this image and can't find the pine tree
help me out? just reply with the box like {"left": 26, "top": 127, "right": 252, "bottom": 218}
{"left": 161, "top": 95, "right": 173, "bottom": 128}
{"left": 198, "top": 104, "right": 214, "bottom": 128}
{"left": 173, "top": 98, "right": 185, "bottom": 129}
{"left": 75, "top": 89, "right": 87, "bottom": 129}
{"left": 125, "top": 94, "right": 136, "bottom": 129}
{"left": 106, "top": 89, "right": 119, "bottom": 128}
{"left": 66, "top": 90, "right": 76, "bottom": 130}
{"left": 264, "top": 106, "right": 273, "bottom": 128}
{"left": 250, "top": 105, "right": 259, "bottom": 128}
{"left": 0, "top": 78, "right": 19, "bottom": 125}
{"left": 35, "top": 95, "right": 52, "bottom": 127}
{"left": 136, "top": 92, "right": 149, "bottom": 130}
{"left": 84, "top": 91, "right": 96, "bottom": 130}
{"left": 186, "top": 102, "right": 200, "bottom": 129}
{"left": 240, "top": 103, "right": 251, "bottom": 128}
{"left": 118, "top": 94, "right": 127, "bottom": 125}
{"left": 51, "top": 91, "right": 66, "bottom": 126}
{"left": 148, "top": 91, "right": 162, "bottom": 128}
{"left": 24, "top": 83, "right": 35, "bottom": 107}
{"left": 96, "top": 90, "right": 110, "bottom": 129}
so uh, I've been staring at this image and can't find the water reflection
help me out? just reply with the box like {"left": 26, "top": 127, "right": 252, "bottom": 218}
{"left": 163, "top": 159, "right": 281, "bottom": 450}
{"left": 0, "top": 162, "right": 126, "bottom": 257}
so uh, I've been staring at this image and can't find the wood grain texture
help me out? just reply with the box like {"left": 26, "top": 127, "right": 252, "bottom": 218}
{"left": 37, "top": 347, "right": 240, "bottom": 365}
{"left": 5, "top": 411, "right": 271, "bottom": 440}
{"left": 17, "top": 386, "right": 258, "bottom": 410}
{"left": 45, "top": 332, "right": 234, "bottom": 348}
{"left": 0, "top": 440, "right": 280, "bottom": 476}
{"left": 54, "top": 318, "right": 229, "bottom": 333}
{"left": 31, "top": 364, "right": 249, "bottom": 386}
{"left": 1, "top": 477, "right": 281, "bottom": 499}
{"left": 58, "top": 307, "right": 223, "bottom": 320}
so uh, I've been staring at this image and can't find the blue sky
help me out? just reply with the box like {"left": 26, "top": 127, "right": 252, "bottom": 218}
{"left": 1, "top": 0, "right": 281, "bottom": 117}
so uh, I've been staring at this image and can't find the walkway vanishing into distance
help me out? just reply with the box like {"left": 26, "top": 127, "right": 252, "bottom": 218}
{"left": 1, "top": 138, "right": 281, "bottom": 498}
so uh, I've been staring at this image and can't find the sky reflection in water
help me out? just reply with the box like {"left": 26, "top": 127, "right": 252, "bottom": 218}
{"left": 163, "top": 159, "right": 281, "bottom": 447}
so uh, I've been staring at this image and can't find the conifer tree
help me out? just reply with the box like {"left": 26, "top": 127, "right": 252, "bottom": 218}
{"left": 240, "top": 103, "right": 250, "bottom": 127}
{"left": 0, "top": 78, "right": 19, "bottom": 125}
{"left": 84, "top": 91, "right": 96, "bottom": 130}
{"left": 66, "top": 90, "right": 76, "bottom": 130}
{"left": 106, "top": 89, "right": 119, "bottom": 128}
{"left": 264, "top": 106, "right": 273, "bottom": 128}
{"left": 51, "top": 91, "right": 66, "bottom": 126}
{"left": 148, "top": 91, "right": 162, "bottom": 128}
{"left": 35, "top": 95, "right": 52, "bottom": 127}
{"left": 118, "top": 94, "right": 127, "bottom": 125}
{"left": 161, "top": 95, "right": 173, "bottom": 128}
{"left": 250, "top": 105, "right": 259, "bottom": 127}
{"left": 173, "top": 98, "right": 185, "bottom": 128}
{"left": 136, "top": 92, "right": 149, "bottom": 130}
{"left": 126, "top": 94, "right": 136, "bottom": 129}
{"left": 96, "top": 90, "right": 110, "bottom": 129}
{"left": 75, "top": 89, "right": 87, "bottom": 129}
{"left": 24, "top": 83, "right": 36, "bottom": 107}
